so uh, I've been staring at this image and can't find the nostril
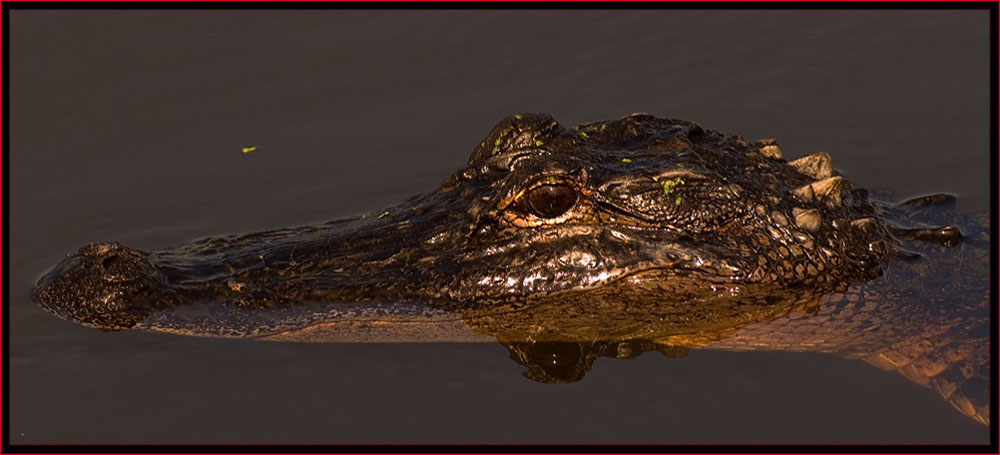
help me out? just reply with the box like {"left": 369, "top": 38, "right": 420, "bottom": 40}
{"left": 101, "top": 254, "right": 121, "bottom": 269}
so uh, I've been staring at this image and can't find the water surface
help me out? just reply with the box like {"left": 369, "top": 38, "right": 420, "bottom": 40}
{"left": 9, "top": 10, "right": 990, "bottom": 444}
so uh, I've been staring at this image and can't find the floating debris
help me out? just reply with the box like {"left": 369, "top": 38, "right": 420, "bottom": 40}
{"left": 242, "top": 146, "right": 256, "bottom": 154}
{"left": 377, "top": 211, "right": 390, "bottom": 219}
{"left": 621, "top": 158, "right": 632, "bottom": 163}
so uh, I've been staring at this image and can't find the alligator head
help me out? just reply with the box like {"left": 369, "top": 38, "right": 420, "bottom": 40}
{"left": 35, "top": 113, "right": 899, "bottom": 338}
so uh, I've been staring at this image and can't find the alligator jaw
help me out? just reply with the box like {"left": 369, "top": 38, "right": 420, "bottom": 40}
{"left": 32, "top": 213, "right": 747, "bottom": 337}
{"left": 31, "top": 196, "right": 468, "bottom": 335}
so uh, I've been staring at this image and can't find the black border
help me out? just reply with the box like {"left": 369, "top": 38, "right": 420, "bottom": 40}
{"left": 1, "top": 2, "right": 996, "bottom": 454}
{"left": 0, "top": 1, "right": 997, "bottom": 9}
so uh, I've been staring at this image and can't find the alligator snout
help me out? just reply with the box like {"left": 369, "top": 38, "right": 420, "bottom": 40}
{"left": 33, "top": 242, "right": 170, "bottom": 330}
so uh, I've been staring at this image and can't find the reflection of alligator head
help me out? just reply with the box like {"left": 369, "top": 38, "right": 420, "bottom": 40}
{"left": 33, "top": 113, "right": 989, "bottom": 424}
{"left": 503, "top": 340, "right": 690, "bottom": 384}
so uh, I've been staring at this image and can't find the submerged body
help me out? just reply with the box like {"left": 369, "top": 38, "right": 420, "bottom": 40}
{"left": 33, "top": 114, "right": 990, "bottom": 424}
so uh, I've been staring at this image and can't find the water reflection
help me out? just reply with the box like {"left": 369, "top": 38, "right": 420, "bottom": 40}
{"left": 503, "top": 340, "right": 689, "bottom": 383}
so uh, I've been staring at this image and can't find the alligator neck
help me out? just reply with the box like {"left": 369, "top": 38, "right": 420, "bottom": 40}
{"left": 694, "top": 230, "right": 990, "bottom": 425}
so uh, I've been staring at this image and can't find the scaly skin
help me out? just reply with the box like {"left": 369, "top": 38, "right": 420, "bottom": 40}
{"left": 32, "top": 113, "right": 989, "bottom": 424}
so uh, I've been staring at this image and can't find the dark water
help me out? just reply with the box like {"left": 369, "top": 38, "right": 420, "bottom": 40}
{"left": 9, "top": 11, "right": 990, "bottom": 444}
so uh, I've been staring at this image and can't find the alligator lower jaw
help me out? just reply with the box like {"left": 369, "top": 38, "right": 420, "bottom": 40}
{"left": 253, "top": 315, "right": 496, "bottom": 343}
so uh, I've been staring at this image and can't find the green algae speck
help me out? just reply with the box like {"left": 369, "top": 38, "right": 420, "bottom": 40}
{"left": 492, "top": 137, "right": 502, "bottom": 155}
{"left": 662, "top": 177, "right": 685, "bottom": 194}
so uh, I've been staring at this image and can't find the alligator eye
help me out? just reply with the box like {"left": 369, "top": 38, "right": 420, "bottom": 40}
{"left": 527, "top": 184, "right": 578, "bottom": 219}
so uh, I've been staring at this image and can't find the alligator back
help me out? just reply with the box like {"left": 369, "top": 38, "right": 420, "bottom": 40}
{"left": 695, "top": 208, "right": 990, "bottom": 424}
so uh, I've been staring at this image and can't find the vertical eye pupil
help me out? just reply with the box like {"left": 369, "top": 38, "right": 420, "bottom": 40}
{"left": 527, "top": 184, "right": 578, "bottom": 218}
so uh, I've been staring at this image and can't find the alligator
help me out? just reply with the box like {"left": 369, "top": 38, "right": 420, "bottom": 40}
{"left": 33, "top": 113, "right": 990, "bottom": 426}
